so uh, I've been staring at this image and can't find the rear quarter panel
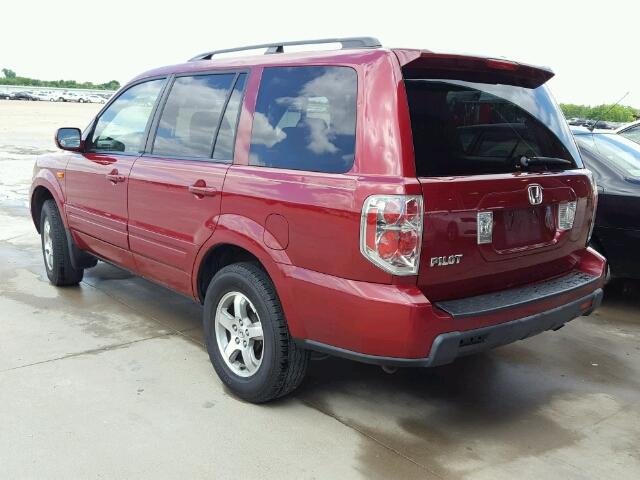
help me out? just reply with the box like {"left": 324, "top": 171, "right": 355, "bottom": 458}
{"left": 222, "top": 53, "right": 416, "bottom": 284}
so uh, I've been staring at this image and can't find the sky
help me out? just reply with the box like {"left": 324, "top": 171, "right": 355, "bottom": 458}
{"left": 2, "top": 0, "right": 639, "bottom": 107}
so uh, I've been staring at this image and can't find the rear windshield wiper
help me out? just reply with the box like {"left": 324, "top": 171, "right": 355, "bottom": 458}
{"left": 519, "top": 156, "right": 573, "bottom": 169}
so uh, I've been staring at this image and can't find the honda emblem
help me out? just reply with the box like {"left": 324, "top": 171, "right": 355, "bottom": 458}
{"left": 528, "top": 184, "right": 543, "bottom": 205}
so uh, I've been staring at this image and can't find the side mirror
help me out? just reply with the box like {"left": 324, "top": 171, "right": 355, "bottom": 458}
{"left": 55, "top": 127, "right": 82, "bottom": 151}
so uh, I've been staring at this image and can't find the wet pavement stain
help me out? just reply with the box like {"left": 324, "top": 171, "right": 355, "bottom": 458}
{"left": 584, "top": 280, "right": 640, "bottom": 329}
{"left": 85, "top": 262, "right": 135, "bottom": 281}
{"left": 298, "top": 333, "right": 640, "bottom": 479}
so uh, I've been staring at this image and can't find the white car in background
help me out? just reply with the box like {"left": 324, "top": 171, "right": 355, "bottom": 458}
{"left": 87, "top": 94, "right": 107, "bottom": 104}
{"left": 57, "top": 91, "right": 80, "bottom": 102}
{"left": 57, "top": 91, "right": 91, "bottom": 102}
{"left": 32, "top": 91, "right": 56, "bottom": 101}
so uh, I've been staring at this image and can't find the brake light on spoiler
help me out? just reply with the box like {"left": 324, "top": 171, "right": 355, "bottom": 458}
{"left": 395, "top": 50, "right": 555, "bottom": 89}
{"left": 485, "top": 58, "right": 519, "bottom": 71}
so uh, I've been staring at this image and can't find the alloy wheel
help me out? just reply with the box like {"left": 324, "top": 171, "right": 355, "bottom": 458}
{"left": 43, "top": 218, "right": 54, "bottom": 271}
{"left": 214, "top": 291, "right": 264, "bottom": 377}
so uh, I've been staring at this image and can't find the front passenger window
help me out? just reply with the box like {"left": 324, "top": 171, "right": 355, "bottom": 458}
{"left": 89, "top": 79, "right": 164, "bottom": 154}
{"left": 152, "top": 74, "right": 236, "bottom": 159}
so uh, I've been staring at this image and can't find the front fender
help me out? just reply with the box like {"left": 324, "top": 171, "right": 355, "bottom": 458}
{"left": 192, "top": 214, "right": 306, "bottom": 338}
{"left": 30, "top": 169, "right": 67, "bottom": 231}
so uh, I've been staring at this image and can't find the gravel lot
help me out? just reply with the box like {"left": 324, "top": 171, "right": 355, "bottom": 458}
{"left": 1, "top": 99, "right": 639, "bottom": 479}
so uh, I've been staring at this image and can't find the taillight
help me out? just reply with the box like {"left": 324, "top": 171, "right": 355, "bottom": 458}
{"left": 586, "top": 171, "right": 598, "bottom": 244}
{"left": 360, "top": 195, "right": 423, "bottom": 275}
{"left": 558, "top": 201, "right": 577, "bottom": 231}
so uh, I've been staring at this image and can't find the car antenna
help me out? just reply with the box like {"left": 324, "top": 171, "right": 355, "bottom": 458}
{"left": 588, "top": 91, "right": 630, "bottom": 131}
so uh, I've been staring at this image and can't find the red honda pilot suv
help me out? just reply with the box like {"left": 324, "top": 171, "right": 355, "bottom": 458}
{"left": 30, "top": 38, "right": 606, "bottom": 403}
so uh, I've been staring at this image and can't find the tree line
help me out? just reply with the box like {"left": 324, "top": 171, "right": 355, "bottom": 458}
{"left": 2, "top": 67, "right": 637, "bottom": 120}
{"left": 560, "top": 103, "right": 639, "bottom": 122}
{"left": 1, "top": 68, "right": 120, "bottom": 91}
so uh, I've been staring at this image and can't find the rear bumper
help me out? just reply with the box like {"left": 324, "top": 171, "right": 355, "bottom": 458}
{"left": 297, "top": 288, "right": 603, "bottom": 367}
{"left": 284, "top": 248, "right": 607, "bottom": 362}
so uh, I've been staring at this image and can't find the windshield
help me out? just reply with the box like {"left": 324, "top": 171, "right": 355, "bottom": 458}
{"left": 405, "top": 79, "right": 581, "bottom": 177}
{"left": 575, "top": 133, "right": 640, "bottom": 178}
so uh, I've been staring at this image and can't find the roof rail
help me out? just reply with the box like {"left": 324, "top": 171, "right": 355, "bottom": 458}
{"left": 189, "top": 37, "right": 382, "bottom": 62}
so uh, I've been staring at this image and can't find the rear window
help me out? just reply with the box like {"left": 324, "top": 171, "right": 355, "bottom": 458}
{"left": 619, "top": 124, "right": 640, "bottom": 145}
{"left": 249, "top": 66, "right": 357, "bottom": 174}
{"left": 405, "top": 80, "right": 580, "bottom": 176}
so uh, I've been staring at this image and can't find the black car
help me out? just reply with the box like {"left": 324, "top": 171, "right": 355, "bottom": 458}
{"left": 0, "top": 91, "right": 12, "bottom": 100}
{"left": 573, "top": 126, "right": 640, "bottom": 279}
{"left": 12, "top": 91, "right": 37, "bottom": 101}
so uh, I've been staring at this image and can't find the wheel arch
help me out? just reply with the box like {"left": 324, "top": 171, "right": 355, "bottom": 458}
{"left": 192, "top": 214, "right": 303, "bottom": 337}
{"left": 195, "top": 243, "right": 263, "bottom": 302}
{"left": 30, "top": 179, "right": 66, "bottom": 233}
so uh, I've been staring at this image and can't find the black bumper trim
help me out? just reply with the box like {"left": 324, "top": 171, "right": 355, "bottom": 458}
{"left": 435, "top": 270, "right": 599, "bottom": 319}
{"left": 297, "top": 289, "right": 603, "bottom": 368}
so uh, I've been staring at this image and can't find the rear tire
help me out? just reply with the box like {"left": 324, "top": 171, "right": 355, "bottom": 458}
{"left": 40, "top": 200, "right": 84, "bottom": 286}
{"left": 203, "top": 262, "right": 308, "bottom": 403}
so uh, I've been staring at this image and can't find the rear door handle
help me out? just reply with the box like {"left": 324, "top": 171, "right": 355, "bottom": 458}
{"left": 106, "top": 171, "right": 126, "bottom": 183}
{"left": 188, "top": 184, "right": 217, "bottom": 197}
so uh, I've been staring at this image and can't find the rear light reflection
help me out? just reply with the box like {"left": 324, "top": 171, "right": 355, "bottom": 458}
{"left": 580, "top": 299, "right": 593, "bottom": 310}
{"left": 477, "top": 211, "right": 493, "bottom": 244}
{"left": 586, "top": 172, "right": 598, "bottom": 244}
{"left": 558, "top": 201, "right": 577, "bottom": 231}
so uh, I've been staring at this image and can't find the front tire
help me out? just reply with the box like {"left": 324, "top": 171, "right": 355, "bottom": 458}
{"left": 40, "top": 200, "right": 84, "bottom": 286}
{"left": 203, "top": 262, "right": 308, "bottom": 403}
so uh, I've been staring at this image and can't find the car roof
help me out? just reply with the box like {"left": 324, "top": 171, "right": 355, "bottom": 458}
{"left": 570, "top": 126, "right": 614, "bottom": 135}
{"left": 131, "top": 45, "right": 554, "bottom": 86}
{"left": 132, "top": 48, "right": 391, "bottom": 82}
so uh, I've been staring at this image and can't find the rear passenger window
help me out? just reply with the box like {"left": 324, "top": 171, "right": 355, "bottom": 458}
{"left": 152, "top": 74, "right": 235, "bottom": 159}
{"left": 249, "top": 66, "right": 357, "bottom": 173}
{"left": 213, "top": 74, "right": 246, "bottom": 160}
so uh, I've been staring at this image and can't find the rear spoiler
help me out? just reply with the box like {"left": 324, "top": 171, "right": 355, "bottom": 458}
{"left": 393, "top": 49, "right": 555, "bottom": 89}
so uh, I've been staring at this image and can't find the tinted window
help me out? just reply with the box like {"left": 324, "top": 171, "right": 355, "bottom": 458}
{"left": 89, "top": 79, "right": 164, "bottom": 153}
{"left": 576, "top": 134, "right": 640, "bottom": 178}
{"left": 249, "top": 66, "right": 357, "bottom": 173}
{"left": 405, "top": 80, "right": 579, "bottom": 176}
{"left": 152, "top": 74, "right": 235, "bottom": 158}
{"left": 213, "top": 74, "right": 246, "bottom": 160}
{"left": 620, "top": 125, "right": 640, "bottom": 145}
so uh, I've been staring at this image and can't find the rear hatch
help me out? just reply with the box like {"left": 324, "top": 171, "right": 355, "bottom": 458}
{"left": 397, "top": 51, "right": 595, "bottom": 301}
